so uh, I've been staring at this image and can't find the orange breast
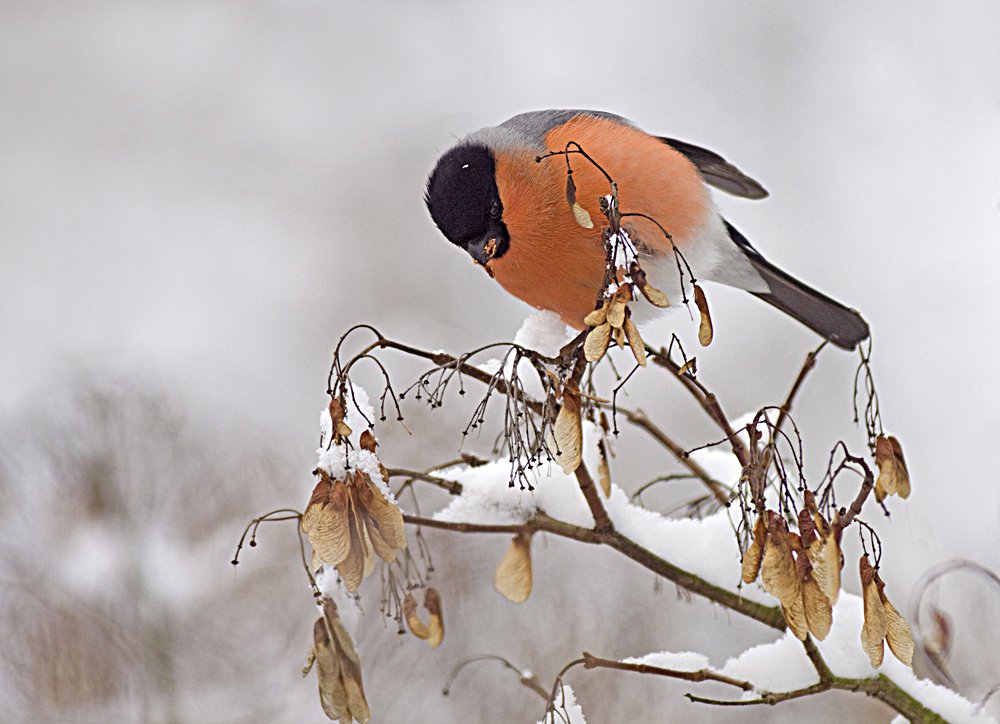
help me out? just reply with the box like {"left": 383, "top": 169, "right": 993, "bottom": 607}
{"left": 489, "top": 114, "right": 712, "bottom": 329}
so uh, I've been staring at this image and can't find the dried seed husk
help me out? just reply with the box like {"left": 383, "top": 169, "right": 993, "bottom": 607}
{"left": 572, "top": 203, "right": 594, "bottom": 229}
{"left": 302, "top": 475, "right": 352, "bottom": 566}
{"left": 613, "top": 325, "right": 625, "bottom": 349}
{"left": 761, "top": 515, "right": 801, "bottom": 607}
{"left": 494, "top": 532, "right": 533, "bottom": 603}
{"left": 607, "top": 286, "right": 631, "bottom": 328}
{"left": 875, "top": 435, "right": 910, "bottom": 501}
{"left": 597, "top": 440, "right": 612, "bottom": 497}
{"left": 694, "top": 284, "right": 713, "bottom": 346}
{"left": 677, "top": 358, "right": 696, "bottom": 376}
{"left": 358, "top": 430, "right": 377, "bottom": 453}
{"left": 805, "top": 529, "right": 842, "bottom": 606}
{"left": 313, "top": 617, "right": 351, "bottom": 723}
{"left": 741, "top": 515, "right": 767, "bottom": 584}
{"left": 639, "top": 283, "right": 671, "bottom": 308}
{"left": 584, "top": 322, "right": 612, "bottom": 362}
{"left": 584, "top": 303, "right": 608, "bottom": 327}
{"left": 317, "top": 597, "right": 369, "bottom": 724}
{"left": 424, "top": 588, "right": 444, "bottom": 648}
{"left": 402, "top": 593, "right": 430, "bottom": 639}
{"left": 882, "top": 595, "right": 914, "bottom": 666}
{"left": 553, "top": 391, "right": 583, "bottom": 474}
{"left": 802, "top": 577, "right": 833, "bottom": 640}
{"left": 355, "top": 472, "right": 407, "bottom": 554}
{"left": 338, "top": 495, "right": 366, "bottom": 592}
{"left": 860, "top": 556, "right": 888, "bottom": 668}
{"left": 623, "top": 316, "right": 647, "bottom": 367}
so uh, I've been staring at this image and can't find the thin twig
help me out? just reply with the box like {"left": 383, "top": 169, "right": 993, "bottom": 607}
{"left": 581, "top": 652, "right": 752, "bottom": 691}
{"left": 400, "top": 513, "right": 786, "bottom": 631}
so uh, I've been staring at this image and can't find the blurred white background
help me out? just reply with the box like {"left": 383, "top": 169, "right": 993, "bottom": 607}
{"left": 2, "top": 1, "right": 999, "bottom": 722}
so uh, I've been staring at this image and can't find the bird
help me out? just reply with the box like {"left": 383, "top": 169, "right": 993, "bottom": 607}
{"left": 424, "top": 110, "right": 869, "bottom": 350}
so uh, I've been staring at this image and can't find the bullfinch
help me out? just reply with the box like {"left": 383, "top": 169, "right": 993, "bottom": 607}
{"left": 425, "top": 109, "right": 869, "bottom": 350}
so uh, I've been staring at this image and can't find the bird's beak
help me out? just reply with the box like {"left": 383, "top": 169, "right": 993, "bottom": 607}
{"left": 466, "top": 236, "right": 498, "bottom": 266}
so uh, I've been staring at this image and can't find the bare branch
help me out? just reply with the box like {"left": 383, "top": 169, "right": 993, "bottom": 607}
{"left": 581, "top": 652, "right": 752, "bottom": 691}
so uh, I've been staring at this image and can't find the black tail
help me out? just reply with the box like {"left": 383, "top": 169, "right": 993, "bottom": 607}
{"left": 725, "top": 221, "right": 870, "bottom": 351}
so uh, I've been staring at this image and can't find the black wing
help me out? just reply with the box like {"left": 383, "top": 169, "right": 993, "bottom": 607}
{"left": 660, "top": 138, "right": 768, "bottom": 200}
{"left": 725, "top": 221, "right": 870, "bottom": 350}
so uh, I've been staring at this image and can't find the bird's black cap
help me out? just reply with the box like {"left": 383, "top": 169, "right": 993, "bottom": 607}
{"left": 425, "top": 143, "right": 509, "bottom": 260}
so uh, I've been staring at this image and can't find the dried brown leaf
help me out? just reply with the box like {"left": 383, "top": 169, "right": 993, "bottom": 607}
{"left": 694, "top": 284, "right": 713, "bottom": 346}
{"left": 494, "top": 532, "right": 533, "bottom": 603}
{"left": 424, "top": 588, "right": 444, "bottom": 648}
{"left": 623, "top": 316, "right": 647, "bottom": 367}
{"left": 584, "top": 322, "right": 612, "bottom": 362}
{"left": 553, "top": 391, "right": 583, "bottom": 474}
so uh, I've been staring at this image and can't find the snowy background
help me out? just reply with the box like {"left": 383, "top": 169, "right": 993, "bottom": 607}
{"left": 2, "top": 1, "right": 999, "bottom": 722}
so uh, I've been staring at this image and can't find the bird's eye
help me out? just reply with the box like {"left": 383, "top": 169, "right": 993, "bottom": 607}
{"left": 490, "top": 200, "right": 501, "bottom": 219}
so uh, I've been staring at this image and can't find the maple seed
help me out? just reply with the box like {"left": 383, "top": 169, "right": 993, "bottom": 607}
{"left": 329, "top": 398, "right": 353, "bottom": 443}
{"left": 402, "top": 592, "right": 430, "bottom": 639}
{"left": 424, "top": 588, "right": 444, "bottom": 648}
{"left": 629, "top": 260, "right": 670, "bottom": 307}
{"left": 584, "top": 303, "right": 609, "bottom": 328}
{"left": 874, "top": 435, "right": 911, "bottom": 502}
{"left": 693, "top": 284, "right": 713, "bottom": 346}
{"left": 860, "top": 556, "right": 888, "bottom": 668}
{"left": 597, "top": 439, "right": 612, "bottom": 497}
{"left": 741, "top": 515, "right": 767, "bottom": 585}
{"left": 623, "top": 315, "right": 647, "bottom": 367}
{"left": 584, "top": 322, "right": 612, "bottom": 362}
{"left": 312, "top": 597, "right": 370, "bottom": 724}
{"left": 494, "top": 532, "right": 533, "bottom": 603}
{"left": 553, "top": 389, "right": 583, "bottom": 474}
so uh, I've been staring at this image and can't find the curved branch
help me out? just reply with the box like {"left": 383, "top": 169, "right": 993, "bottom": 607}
{"left": 401, "top": 513, "right": 786, "bottom": 631}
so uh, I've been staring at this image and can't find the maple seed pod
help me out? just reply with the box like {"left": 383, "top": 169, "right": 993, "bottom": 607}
{"left": 584, "top": 303, "right": 608, "bottom": 328}
{"left": 329, "top": 398, "right": 353, "bottom": 442}
{"left": 882, "top": 594, "right": 914, "bottom": 666}
{"left": 802, "top": 576, "right": 833, "bottom": 641}
{"left": 761, "top": 513, "right": 807, "bottom": 639}
{"left": 875, "top": 435, "right": 911, "bottom": 502}
{"left": 741, "top": 515, "right": 767, "bottom": 585}
{"left": 860, "top": 556, "right": 888, "bottom": 668}
{"left": 693, "top": 284, "right": 713, "bottom": 346}
{"left": 677, "top": 358, "right": 696, "bottom": 376}
{"left": 358, "top": 430, "right": 377, "bottom": 454}
{"left": 597, "top": 439, "right": 612, "bottom": 497}
{"left": 553, "top": 390, "right": 583, "bottom": 474}
{"left": 402, "top": 592, "right": 430, "bottom": 640}
{"left": 494, "top": 532, "right": 533, "bottom": 603}
{"left": 623, "top": 316, "right": 647, "bottom": 367}
{"left": 424, "top": 588, "right": 444, "bottom": 648}
{"left": 607, "top": 285, "right": 631, "bottom": 329}
{"left": 584, "top": 322, "right": 612, "bottom": 362}
{"left": 313, "top": 597, "right": 370, "bottom": 724}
